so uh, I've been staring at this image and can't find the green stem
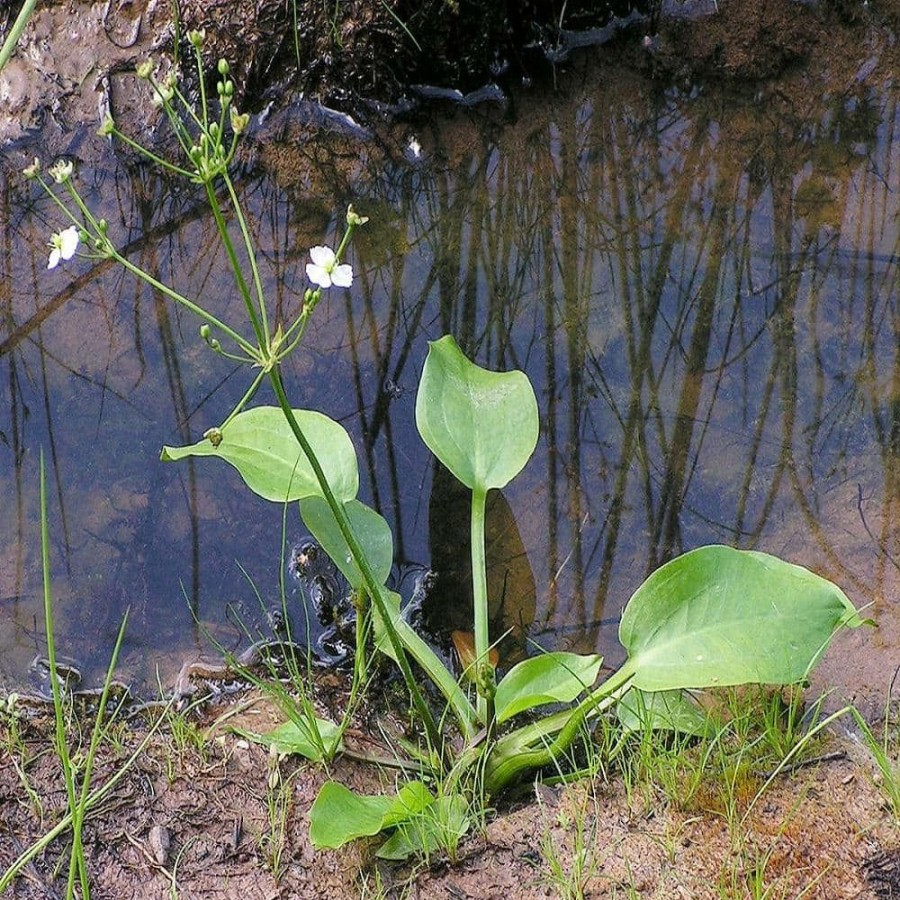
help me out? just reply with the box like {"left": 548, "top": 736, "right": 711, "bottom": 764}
{"left": 392, "top": 611, "right": 476, "bottom": 739}
{"left": 53, "top": 180, "right": 254, "bottom": 358}
{"left": 113, "top": 252, "right": 256, "bottom": 356}
{"left": 38, "top": 177, "right": 87, "bottom": 232}
{"left": 0, "top": 700, "right": 174, "bottom": 892}
{"left": 471, "top": 486, "right": 491, "bottom": 724}
{"left": 327, "top": 597, "right": 371, "bottom": 760}
{"left": 73, "top": 614, "right": 130, "bottom": 835}
{"left": 204, "top": 183, "right": 266, "bottom": 348}
{"left": 108, "top": 126, "right": 196, "bottom": 180}
{"left": 40, "top": 454, "right": 83, "bottom": 900}
{"left": 280, "top": 304, "right": 312, "bottom": 347}
{"left": 484, "top": 665, "right": 635, "bottom": 794}
{"left": 333, "top": 223, "right": 356, "bottom": 263}
{"left": 0, "top": 0, "right": 37, "bottom": 73}
{"left": 193, "top": 44, "right": 209, "bottom": 131}
{"left": 39, "top": 453, "right": 78, "bottom": 814}
{"left": 267, "top": 365, "right": 475, "bottom": 737}
{"left": 220, "top": 370, "right": 265, "bottom": 428}
{"left": 223, "top": 174, "right": 269, "bottom": 340}
{"left": 267, "top": 367, "right": 444, "bottom": 751}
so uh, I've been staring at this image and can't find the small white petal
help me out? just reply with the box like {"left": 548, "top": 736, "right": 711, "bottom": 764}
{"left": 330, "top": 264, "right": 353, "bottom": 288}
{"left": 309, "top": 245, "right": 336, "bottom": 268}
{"left": 48, "top": 248, "right": 61, "bottom": 269}
{"left": 59, "top": 226, "right": 79, "bottom": 260}
{"left": 306, "top": 263, "right": 332, "bottom": 289}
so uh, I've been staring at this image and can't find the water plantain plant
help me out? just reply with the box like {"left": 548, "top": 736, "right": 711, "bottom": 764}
{"left": 26, "top": 29, "right": 869, "bottom": 864}
{"left": 162, "top": 335, "right": 866, "bottom": 857}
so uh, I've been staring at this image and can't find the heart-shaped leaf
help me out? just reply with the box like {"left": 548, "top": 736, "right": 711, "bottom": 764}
{"left": 494, "top": 651, "right": 603, "bottom": 724}
{"left": 161, "top": 407, "right": 358, "bottom": 503}
{"left": 415, "top": 335, "right": 539, "bottom": 492}
{"left": 620, "top": 545, "right": 866, "bottom": 692}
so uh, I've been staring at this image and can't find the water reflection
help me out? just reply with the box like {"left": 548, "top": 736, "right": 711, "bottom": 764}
{"left": 2, "top": 43, "right": 899, "bottom": 703}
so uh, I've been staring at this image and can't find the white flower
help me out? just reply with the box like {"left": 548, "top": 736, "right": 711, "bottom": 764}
{"left": 48, "top": 226, "right": 80, "bottom": 270}
{"left": 305, "top": 245, "right": 353, "bottom": 289}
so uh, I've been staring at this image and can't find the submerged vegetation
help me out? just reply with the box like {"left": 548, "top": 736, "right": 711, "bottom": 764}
{"left": 2, "top": 2, "right": 900, "bottom": 897}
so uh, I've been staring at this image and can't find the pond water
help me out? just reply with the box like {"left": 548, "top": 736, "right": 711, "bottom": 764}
{"left": 2, "top": 34, "right": 899, "bottom": 709}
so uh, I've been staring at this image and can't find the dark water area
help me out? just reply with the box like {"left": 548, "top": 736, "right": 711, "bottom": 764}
{"left": 2, "top": 31, "right": 899, "bottom": 709}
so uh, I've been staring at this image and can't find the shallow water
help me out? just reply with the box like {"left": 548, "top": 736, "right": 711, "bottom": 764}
{"left": 2, "top": 37, "right": 899, "bottom": 707}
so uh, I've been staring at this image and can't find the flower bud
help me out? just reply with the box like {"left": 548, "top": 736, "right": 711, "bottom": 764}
{"left": 188, "top": 28, "right": 206, "bottom": 48}
{"left": 346, "top": 205, "right": 369, "bottom": 227}
{"left": 136, "top": 60, "right": 154, "bottom": 79}
{"left": 151, "top": 78, "right": 175, "bottom": 107}
{"left": 217, "top": 58, "right": 230, "bottom": 76}
{"left": 229, "top": 108, "right": 250, "bottom": 135}
{"left": 199, "top": 324, "right": 211, "bottom": 340}
{"left": 97, "top": 115, "right": 115, "bottom": 138}
{"left": 22, "top": 158, "right": 40, "bottom": 179}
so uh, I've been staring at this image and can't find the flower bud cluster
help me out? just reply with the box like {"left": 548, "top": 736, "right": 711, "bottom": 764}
{"left": 48, "top": 160, "right": 73, "bottom": 184}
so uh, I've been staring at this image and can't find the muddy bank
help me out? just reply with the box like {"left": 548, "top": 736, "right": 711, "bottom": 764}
{"left": 1, "top": 689, "right": 896, "bottom": 899}
{"left": 1, "top": 0, "right": 887, "bottom": 148}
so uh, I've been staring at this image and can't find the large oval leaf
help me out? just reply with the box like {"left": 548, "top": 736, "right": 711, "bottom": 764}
{"left": 161, "top": 407, "right": 358, "bottom": 503}
{"left": 299, "top": 496, "right": 393, "bottom": 590}
{"left": 494, "top": 652, "right": 603, "bottom": 724}
{"left": 620, "top": 545, "right": 864, "bottom": 692}
{"left": 415, "top": 335, "right": 539, "bottom": 491}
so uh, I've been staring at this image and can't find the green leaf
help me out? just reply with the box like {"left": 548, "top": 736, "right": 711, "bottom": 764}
{"left": 494, "top": 652, "right": 603, "bottom": 724}
{"left": 415, "top": 335, "right": 539, "bottom": 492}
{"left": 376, "top": 794, "right": 470, "bottom": 861}
{"left": 309, "top": 781, "right": 434, "bottom": 850}
{"left": 309, "top": 783, "right": 393, "bottom": 849}
{"left": 234, "top": 717, "right": 343, "bottom": 762}
{"left": 161, "top": 406, "right": 358, "bottom": 503}
{"left": 382, "top": 781, "right": 435, "bottom": 828}
{"left": 299, "top": 497, "right": 393, "bottom": 590}
{"left": 616, "top": 688, "right": 712, "bottom": 737}
{"left": 620, "top": 545, "right": 865, "bottom": 692}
